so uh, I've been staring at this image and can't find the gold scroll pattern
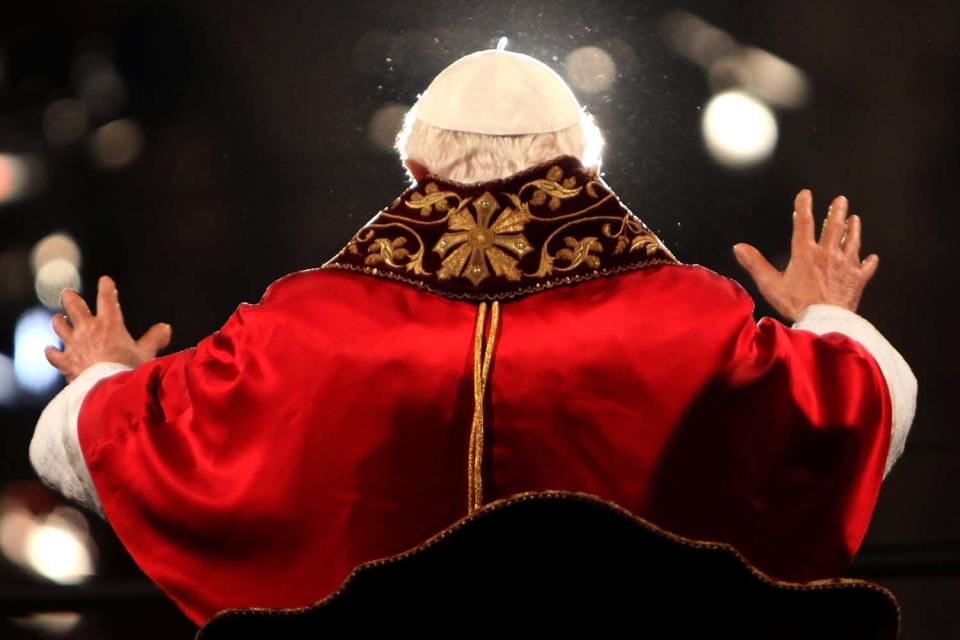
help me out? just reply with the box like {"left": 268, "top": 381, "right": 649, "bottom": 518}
{"left": 334, "top": 162, "right": 678, "bottom": 299}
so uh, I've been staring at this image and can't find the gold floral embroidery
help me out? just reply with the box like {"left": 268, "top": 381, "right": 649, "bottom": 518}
{"left": 365, "top": 236, "right": 410, "bottom": 267}
{"left": 521, "top": 164, "right": 583, "bottom": 211}
{"left": 603, "top": 216, "right": 673, "bottom": 259}
{"left": 325, "top": 157, "right": 680, "bottom": 300}
{"left": 355, "top": 225, "right": 429, "bottom": 275}
{"left": 406, "top": 182, "right": 460, "bottom": 217}
{"left": 555, "top": 236, "right": 603, "bottom": 270}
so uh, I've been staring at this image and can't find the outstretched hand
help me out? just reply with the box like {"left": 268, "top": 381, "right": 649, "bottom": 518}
{"left": 45, "top": 275, "right": 172, "bottom": 383}
{"left": 733, "top": 189, "right": 880, "bottom": 323}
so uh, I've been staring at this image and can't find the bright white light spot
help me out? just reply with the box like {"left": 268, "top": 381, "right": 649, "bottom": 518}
{"left": 1, "top": 500, "right": 97, "bottom": 588}
{"left": 25, "top": 520, "right": 94, "bottom": 585}
{"left": 0, "top": 154, "right": 32, "bottom": 204}
{"left": 14, "top": 307, "right": 62, "bottom": 396}
{"left": 496, "top": 37, "right": 508, "bottom": 51}
{"left": 702, "top": 90, "right": 778, "bottom": 168}
{"left": 367, "top": 103, "right": 410, "bottom": 152}
{"left": 31, "top": 232, "right": 82, "bottom": 275}
{"left": 89, "top": 119, "right": 143, "bottom": 170}
{"left": 35, "top": 259, "right": 82, "bottom": 310}
{"left": 565, "top": 46, "right": 617, "bottom": 93}
{"left": 0, "top": 353, "right": 16, "bottom": 408}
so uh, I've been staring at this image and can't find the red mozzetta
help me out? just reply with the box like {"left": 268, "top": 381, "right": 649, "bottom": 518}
{"left": 76, "top": 157, "right": 891, "bottom": 624}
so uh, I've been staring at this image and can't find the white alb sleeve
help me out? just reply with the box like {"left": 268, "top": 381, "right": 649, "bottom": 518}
{"left": 792, "top": 304, "right": 917, "bottom": 479}
{"left": 29, "top": 361, "right": 134, "bottom": 515}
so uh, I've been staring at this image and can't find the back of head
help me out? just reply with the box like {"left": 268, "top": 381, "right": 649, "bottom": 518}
{"left": 395, "top": 48, "right": 604, "bottom": 184}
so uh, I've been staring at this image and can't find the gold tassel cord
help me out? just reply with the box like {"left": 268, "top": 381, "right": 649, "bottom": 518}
{"left": 467, "top": 302, "right": 487, "bottom": 514}
{"left": 467, "top": 300, "right": 500, "bottom": 514}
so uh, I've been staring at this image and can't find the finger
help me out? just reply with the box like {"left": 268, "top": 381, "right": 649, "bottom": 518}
{"left": 820, "top": 195, "right": 849, "bottom": 248}
{"left": 733, "top": 243, "right": 780, "bottom": 291}
{"left": 96, "top": 275, "right": 123, "bottom": 323}
{"left": 842, "top": 214, "right": 862, "bottom": 258}
{"left": 791, "top": 189, "right": 815, "bottom": 254}
{"left": 44, "top": 345, "right": 68, "bottom": 371}
{"left": 51, "top": 313, "right": 73, "bottom": 343}
{"left": 60, "top": 288, "right": 93, "bottom": 325}
{"left": 136, "top": 323, "right": 173, "bottom": 356}
{"left": 860, "top": 253, "right": 879, "bottom": 281}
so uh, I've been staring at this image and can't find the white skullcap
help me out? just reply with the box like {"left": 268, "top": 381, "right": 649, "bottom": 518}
{"left": 413, "top": 49, "right": 583, "bottom": 135}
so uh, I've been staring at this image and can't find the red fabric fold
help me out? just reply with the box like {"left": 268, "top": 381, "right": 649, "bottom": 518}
{"left": 78, "top": 264, "right": 891, "bottom": 624}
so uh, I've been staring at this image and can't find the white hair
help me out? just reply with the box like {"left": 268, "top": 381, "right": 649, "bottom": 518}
{"left": 394, "top": 107, "right": 605, "bottom": 184}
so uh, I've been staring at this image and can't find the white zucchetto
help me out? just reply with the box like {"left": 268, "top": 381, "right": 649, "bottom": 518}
{"left": 413, "top": 49, "right": 584, "bottom": 135}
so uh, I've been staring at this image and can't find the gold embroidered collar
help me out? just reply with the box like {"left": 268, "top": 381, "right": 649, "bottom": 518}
{"left": 323, "top": 155, "right": 680, "bottom": 301}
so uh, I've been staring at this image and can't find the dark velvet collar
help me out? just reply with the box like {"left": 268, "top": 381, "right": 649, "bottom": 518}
{"left": 323, "top": 155, "right": 680, "bottom": 301}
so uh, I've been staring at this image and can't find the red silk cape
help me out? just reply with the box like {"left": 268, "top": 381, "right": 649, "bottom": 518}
{"left": 77, "top": 158, "right": 891, "bottom": 624}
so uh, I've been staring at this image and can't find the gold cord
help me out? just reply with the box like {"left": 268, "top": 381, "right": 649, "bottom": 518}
{"left": 468, "top": 300, "right": 500, "bottom": 514}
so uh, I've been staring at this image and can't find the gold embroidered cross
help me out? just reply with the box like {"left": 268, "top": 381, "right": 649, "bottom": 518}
{"left": 434, "top": 192, "right": 532, "bottom": 286}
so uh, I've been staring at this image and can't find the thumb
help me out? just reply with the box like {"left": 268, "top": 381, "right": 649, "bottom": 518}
{"left": 733, "top": 243, "right": 779, "bottom": 290}
{"left": 137, "top": 323, "right": 173, "bottom": 356}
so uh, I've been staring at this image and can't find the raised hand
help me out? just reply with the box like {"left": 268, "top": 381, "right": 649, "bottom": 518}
{"left": 732, "top": 189, "right": 880, "bottom": 323}
{"left": 45, "top": 275, "right": 172, "bottom": 383}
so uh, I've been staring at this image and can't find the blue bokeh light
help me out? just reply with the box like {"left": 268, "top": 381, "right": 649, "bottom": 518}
{"left": 13, "top": 307, "right": 63, "bottom": 397}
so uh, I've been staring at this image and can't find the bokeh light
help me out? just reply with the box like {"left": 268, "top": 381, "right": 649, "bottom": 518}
{"left": 1, "top": 497, "right": 97, "bottom": 587}
{"left": 564, "top": 46, "right": 617, "bottom": 94}
{"left": 661, "top": 11, "right": 809, "bottom": 110}
{"left": 368, "top": 103, "right": 410, "bottom": 152}
{"left": 701, "top": 90, "right": 778, "bottom": 169}
{"left": 0, "top": 153, "right": 33, "bottom": 204}
{"left": 13, "top": 307, "right": 63, "bottom": 396}
{"left": 42, "top": 98, "right": 90, "bottom": 146}
{"left": 25, "top": 517, "right": 95, "bottom": 584}
{"left": 661, "top": 11, "right": 738, "bottom": 67}
{"left": 73, "top": 51, "right": 127, "bottom": 120}
{"left": 710, "top": 47, "right": 810, "bottom": 109}
{"left": 31, "top": 232, "right": 83, "bottom": 275}
{"left": 10, "top": 612, "right": 82, "bottom": 636}
{"left": 0, "top": 499, "right": 34, "bottom": 567}
{"left": 89, "top": 119, "right": 144, "bottom": 169}
{"left": 35, "top": 259, "right": 83, "bottom": 310}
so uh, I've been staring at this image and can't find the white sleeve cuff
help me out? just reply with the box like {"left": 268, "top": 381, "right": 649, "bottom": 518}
{"left": 792, "top": 304, "right": 918, "bottom": 479}
{"left": 29, "top": 361, "right": 134, "bottom": 515}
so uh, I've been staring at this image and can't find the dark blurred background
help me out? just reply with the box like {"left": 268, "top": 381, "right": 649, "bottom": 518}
{"left": 0, "top": 0, "right": 956, "bottom": 637}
